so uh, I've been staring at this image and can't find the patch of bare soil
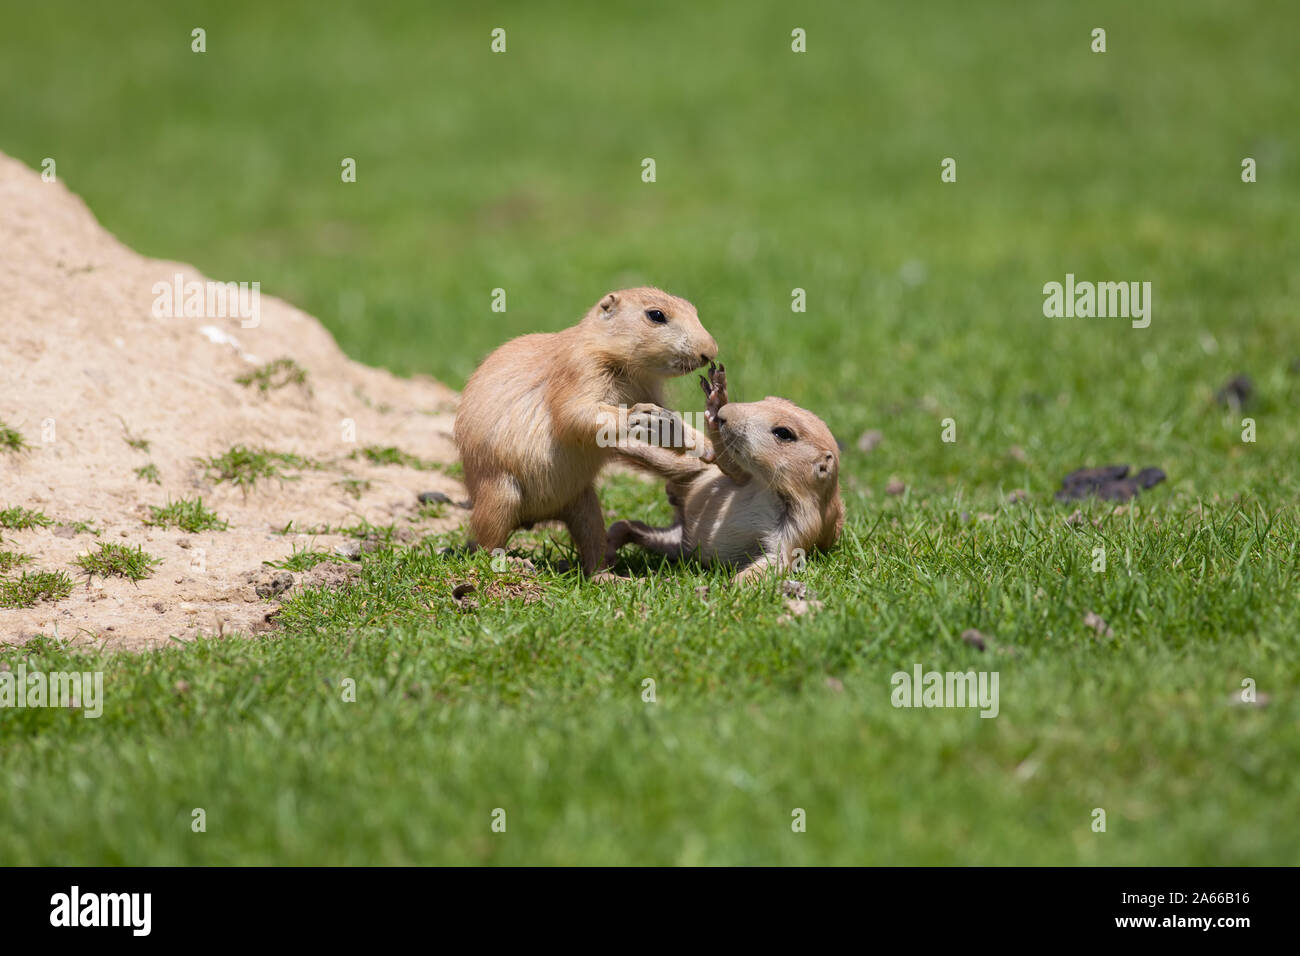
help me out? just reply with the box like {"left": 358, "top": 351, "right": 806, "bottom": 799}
{"left": 0, "top": 152, "right": 464, "bottom": 650}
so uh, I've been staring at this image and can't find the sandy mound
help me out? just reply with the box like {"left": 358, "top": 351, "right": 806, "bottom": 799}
{"left": 0, "top": 152, "right": 464, "bottom": 650}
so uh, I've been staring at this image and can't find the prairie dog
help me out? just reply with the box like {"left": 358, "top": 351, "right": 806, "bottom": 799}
{"left": 454, "top": 287, "right": 718, "bottom": 574}
{"left": 608, "top": 365, "right": 843, "bottom": 582}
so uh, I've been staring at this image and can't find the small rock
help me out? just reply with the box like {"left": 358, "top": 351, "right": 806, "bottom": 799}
{"left": 1056, "top": 464, "right": 1165, "bottom": 503}
{"left": 1215, "top": 374, "right": 1253, "bottom": 408}
{"left": 334, "top": 540, "right": 362, "bottom": 560}
{"left": 1006, "top": 489, "right": 1029, "bottom": 504}
{"left": 960, "top": 628, "right": 988, "bottom": 651}
{"left": 1008, "top": 445, "right": 1027, "bottom": 463}
{"left": 1083, "top": 611, "right": 1113, "bottom": 638}
{"left": 1064, "top": 509, "right": 1084, "bottom": 526}
{"left": 451, "top": 581, "right": 478, "bottom": 611}
{"left": 856, "top": 429, "right": 883, "bottom": 453}
{"left": 780, "top": 579, "right": 807, "bottom": 600}
{"left": 885, "top": 478, "right": 906, "bottom": 496}
{"left": 255, "top": 571, "right": 294, "bottom": 599}
{"left": 53, "top": 525, "right": 77, "bottom": 539}
{"left": 825, "top": 677, "right": 844, "bottom": 693}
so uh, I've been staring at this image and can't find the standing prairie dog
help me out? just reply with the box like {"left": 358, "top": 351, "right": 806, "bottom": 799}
{"left": 454, "top": 287, "right": 718, "bottom": 575}
{"left": 608, "top": 364, "right": 843, "bottom": 582}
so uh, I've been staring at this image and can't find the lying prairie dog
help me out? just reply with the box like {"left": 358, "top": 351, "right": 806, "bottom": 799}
{"left": 609, "top": 364, "right": 844, "bottom": 582}
{"left": 453, "top": 287, "right": 718, "bottom": 575}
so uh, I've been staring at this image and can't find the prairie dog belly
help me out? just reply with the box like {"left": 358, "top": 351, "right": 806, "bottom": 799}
{"left": 682, "top": 473, "right": 784, "bottom": 566}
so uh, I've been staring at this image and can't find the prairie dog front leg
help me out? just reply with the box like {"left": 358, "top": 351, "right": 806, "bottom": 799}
{"left": 697, "top": 363, "right": 749, "bottom": 483}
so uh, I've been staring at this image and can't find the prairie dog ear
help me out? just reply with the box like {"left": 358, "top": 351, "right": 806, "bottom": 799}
{"left": 598, "top": 292, "right": 619, "bottom": 315}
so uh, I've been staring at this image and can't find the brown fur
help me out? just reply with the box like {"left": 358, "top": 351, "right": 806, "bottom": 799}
{"left": 454, "top": 287, "right": 717, "bottom": 574}
{"left": 609, "top": 382, "right": 844, "bottom": 582}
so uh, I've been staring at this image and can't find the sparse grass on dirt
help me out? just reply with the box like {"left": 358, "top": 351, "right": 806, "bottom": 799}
{"left": 198, "top": 445, "right": 313, "bottom": 489}
{"left": 145, "top": 497, "right": 229, "bottom": 533}
{"left": 59, "top": 520, "right": 100, "bottom": 537}
{"left": 0, "top": 550, "right": 34, "bottom": 574}
{"left": 0, "top": 506, "right": 53, "bottom": 530}
{"left": 134, "top": 463, "right": 161, "bottom": 484}
{"left": 119, "top": 419, "right": 150, "bottom": 453}
{"left": 72, "top": 542, "right": 163, "bottom": 583}
{"left": 273, "top": 521, "right": 335, "bottom": 537}
{"left": 264, "top": 547, "right": 346, "bottom": 572}
{"left": 235, "top": 356, "right": 311, "bottom": 394}
{"left": 0, "top": 569, "right": 74, "bottom": 608}
{"left": 352, "top": 445, "right": 438, "bottom": 471}
{"left": 338, "top": 477, "right": 370, "bottom": 500}
{"left": 412, "top": 501, "right": 446, "bottom": 521}
{"left": 0, "top": 422, "right": 27, "bottom": 453}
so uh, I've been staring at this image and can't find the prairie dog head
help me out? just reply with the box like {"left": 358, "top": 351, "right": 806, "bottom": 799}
{"left": 714, "top": 397, "right": 840, "bottom": 503}
{"left": 580, "top": 287, "right": 718, "bottom": 379}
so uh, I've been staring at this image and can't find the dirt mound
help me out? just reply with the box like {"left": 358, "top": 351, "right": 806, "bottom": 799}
{"left": 0, "top": 152, "right": 464, "bottom": 649}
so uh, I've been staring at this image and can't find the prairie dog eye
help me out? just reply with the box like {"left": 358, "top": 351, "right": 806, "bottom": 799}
{"left": 645, "top": 309, "right": 668, "bottom": 324}
{"left": 771, "top": 426, "right": 797, "bottom": 442}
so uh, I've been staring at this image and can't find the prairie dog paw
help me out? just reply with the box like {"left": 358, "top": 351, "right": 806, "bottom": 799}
{"left": 699, "top": 362, "right": 729, "bottom": 425}
{"left": 627, "top": 404, "right": 685, "bottom": 447}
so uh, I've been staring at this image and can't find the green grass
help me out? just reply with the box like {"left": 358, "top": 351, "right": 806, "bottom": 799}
{"left": 59, "top": 520, "right": 101, "bottom": 537}
{"left": 235, "top": 356, "right": 311, "bottom": 394}
{"left": 264, "top": 546, "right": 347, "bottom": 572}
{"left": 0, "top": 507, "right": 53, "bottom": 530}
{"left": 119, "top": 419, "right": 150, "bottom": 453}
{"left": 352, "top": 445, "right": 439, "bottom": 471}
{"left": 0, "top": 570, "right": 74, "bottom": 609}
{"left": 411, "top": 501, "right": 446, "bottom": 522}
{"left": 0, "top": 550, "right": 34, "bottom": 574}
{"left": 1, "top": 0, "right": 1298, "bottom": 864}
{"left": 338, "top": 477, "right": 370, "bottom": 499}
{"left": 198, "top": 445, "right": 313, "bottom": 488}
{"left": 0, "top": 422, "right": 27, "bottom": 453}
{"left": 145, "top": 497, "right": 230, "bottom": 533}
{"left": 134, "top": 463, "right": 161, "bottom": 484}
{"left": 72, "top": 543, "right": 163, "bottom": 583}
